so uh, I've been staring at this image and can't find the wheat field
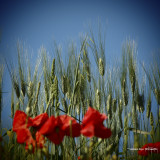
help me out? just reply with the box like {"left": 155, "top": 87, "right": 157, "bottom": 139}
{"left": 0, "top": 30, "right": 160, "bottom": 160}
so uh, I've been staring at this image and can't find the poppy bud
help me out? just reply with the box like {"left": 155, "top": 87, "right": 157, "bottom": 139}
{"left": 7, "top": 130, "right": 13, "bottom": 138}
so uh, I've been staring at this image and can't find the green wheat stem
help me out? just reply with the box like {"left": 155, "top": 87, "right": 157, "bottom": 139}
{"left": 68, "top": 37, "right": 87, "bottom": 115}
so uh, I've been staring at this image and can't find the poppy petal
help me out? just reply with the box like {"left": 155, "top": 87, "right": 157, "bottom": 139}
{"left": 16, "top": 128, "right": 30, "bottom": 144}
{"left": 82, "top": 107, "right": 107, "bottom": 125}
{"left": 95, "top": 125, "right": 112, "bottom": 139}
{"left": 60, "top": 115, "right": 81, "bottom": 137}
{"left": 81, "top": 123, "right": 95, "bottom": 137}
{"left": 81, "top": 107, "right": 111, "bottom": 139}
{"left": 31, "top": 113, "right": 49, "bottom": 129}
{"left": 39, "top": 116, "right": 56, "bottom": 135}
{"left": 13, "top": 110, "right": 32, "bottom": 132}
{"left": 47, "top": 129, "right": 65, "bottom": 145}
{"left": 16, "top": 128, "right": 34, "bottom": 144}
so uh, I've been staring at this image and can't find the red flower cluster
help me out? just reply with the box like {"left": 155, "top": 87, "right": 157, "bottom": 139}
{"left": 13, "top": 110, "right": 48, "bottom": 151}
{"left": 13, "top": 107, "right": 111, "bottom": 152}
{"left": 39, "top": 115, "right": 81, "bottom": 144}
{"left": 138, "top": 142, "right": 160, "bottom": 156}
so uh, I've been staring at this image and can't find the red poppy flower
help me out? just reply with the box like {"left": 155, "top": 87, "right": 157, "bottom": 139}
{"left": 81, "top": 107, "right": 111, "bottom": 138}
{"left": 138, "top": 142, "right": 160, "bottom": 156}
{"left": 16, "top": 129, "right": 45, "bottom": 151}
{"left": 39, "top": 115, "right": 81, "bottom": 144}
{"left": 31, "top": 113, "right": 49, "bottom": 129}
{"left": 16, "top": 128, "right": 35, "bottom": 148}
{"left": 13, "top": 110, "right": 32, "bottom": 132}
{"left": 16, "top": 128, "right": 32, "bottom": 144}
{"left": 12, "top": 110, "right": 48, "bottom": 152}
{"left": 59, "top": 115, "right": 81, "bottom": 137}
{"left": 39, "top": 116, "right": 65, "bottom": 144}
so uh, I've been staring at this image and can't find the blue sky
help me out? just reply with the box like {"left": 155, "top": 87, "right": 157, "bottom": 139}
{"left": 0, "top": 0, "right": 160, "bottom": 128}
